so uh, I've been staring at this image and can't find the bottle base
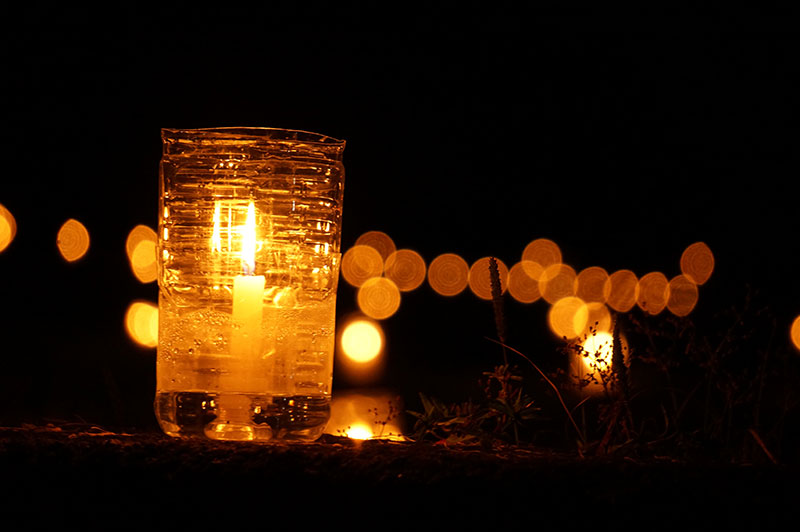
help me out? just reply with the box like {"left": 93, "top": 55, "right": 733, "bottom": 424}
{"left": 155, "top": 391, "right": 330, "bottom": 442}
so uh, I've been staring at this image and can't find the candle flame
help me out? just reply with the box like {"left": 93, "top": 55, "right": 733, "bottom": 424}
{"left": 241, "top": 200, "right": 257, "bottom": 275}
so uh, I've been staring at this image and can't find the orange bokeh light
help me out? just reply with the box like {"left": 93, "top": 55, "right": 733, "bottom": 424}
{"left": 637, "top": 272, "right": 670, "bottom": 315}
{"left": 540, "top": 263, "right": 577, "bottom": 304}
{"left": 680, "top": 241, "right": 714, "bottom": 286}
{"left": 667, "top": 274, "right": 699, "bottom": 317}
{"left": 0, "top": 203, "right": 16, "bottom": 253}
{"left": 575, "top": 266, "right": 609, "bottom": 303}
{"left": 604, "top": 270, "right": 639, "bottom": 312}
{"left": 547, "top": 296, "right": 588, "bottom": 340}
{"left": 341, "top": 245, "right": 384, "bottom": 287}
{"left": 384, "top": 249, "right": 426, "bottom": 292}
{"left": 573, "top": 331, "right": 629, "bottom": 394}
{"left": 522, "top": 238, "right": 561, "bottom": 269}
{"left": 355, "top": 231, "right": 396, "bottom": 262}
{"left": 507, "top": 261, "right": 542, "bottom": 304}
{"left": 340, "top": 319, "right": 384, "bottom": 363}
{"left": 126, "top": 225, "right": 158, "bottom": 283}
{"left": 357, "top": 277, "right": 401, "bottom": 320}
{"left": 57, "top": 218, "right": 90, "bottom": 262}
{"left": 427, "top": 253, "right": 470, "bottom": 297}
{"left": 125, "top": 300, "right": 159, "bottom": 348}
{"left": 468, "top": 257, "right": 509, "bottom": 301}
{"left": 790, "top": 315, "right": 800, "bottom": 352}
{"left": 581, "top": 301, "right": 612, "bottom": 336}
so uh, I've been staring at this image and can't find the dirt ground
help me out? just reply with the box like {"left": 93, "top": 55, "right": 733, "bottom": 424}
{"left": 0, "top": 423, "right": 796, "bottom": 526}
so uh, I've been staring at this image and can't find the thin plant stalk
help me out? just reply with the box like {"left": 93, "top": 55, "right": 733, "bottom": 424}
{"left": 487, "top": 337, "right": 586, "bottom": 446}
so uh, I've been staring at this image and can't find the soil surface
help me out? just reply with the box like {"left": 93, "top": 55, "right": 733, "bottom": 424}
{"left": 1, "top": 424, "right": 796, "bottom": 526}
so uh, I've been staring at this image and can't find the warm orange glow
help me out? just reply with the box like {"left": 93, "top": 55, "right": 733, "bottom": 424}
{"left": 125, "top": 300, "right": 159, "bottom": 348}
{"left": 468, "top": 257, "right": 509, "bottom": 300}
{"left": 357, "top": 277, "right": 401, "bottom": 319}
{"left": 345, "top": 423, "right": 374, "bottom": 440}
{"left": 0, "top": 203, "right": 16, "bottom": 253}
{"left": 326, "top": 392, "right": 405, "bottom": 441}
{"left": 355, "top": 230, "right": 396, "bottom": 261}
{"left": 522, "top": 238, "right": 561, "bottom": 269}
{"left": 580, "top": 331, "right": 615, "bottom": 375}
{"left": 341, "top": 319, "right": 383, "bottom": 363}
{"left": 547, "top": 296, "right": 588, "bottom": 340}
{"left": 575, "top": 266, "right": 609, "bottom": 303}
{"left": 680, "top": 241, "right": 714, "bottom": 285}
{"left": 341, "top": 245, "right": 384, "bottom": 287}
{"left": 573, "top": 331, "right": 629, "bottom": 394}
{"left": 384, "top": 249, "right": 426, "bottom": 292}
{"left": 637, "top": 272, "right": 670, "bottom": 315}
{"left": 427, "top": 253, "right": 470, "bottom": 296}
{"left": 540, "top": 263, "right": 577, "bottom": 304}
{"left": 507, "top": 261, "right": 542, "bottom": 303}
{"left": 604, "top": 270, "right": 639, "bottom": 312}
{"left": 126, "top": 225, "right": 158, "bottom": 283}
{"left": 56, "top": 219, "right": 90, "bottom": 262}
{"left": 791, "top": 315, "right": 800, "bottom": 352}
{"left": 580, "top": 302, "right": 612, "bottom": 336}
{"left": 667, "top": 275, "right": 699, "bottom": 317}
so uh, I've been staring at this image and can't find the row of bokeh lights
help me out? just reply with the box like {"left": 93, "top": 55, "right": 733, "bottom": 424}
{"left": 343, "top": 230, "right": 716, "bottom": 340}
{"left": 2, "top": 204, "right": 800, "bottom": 356}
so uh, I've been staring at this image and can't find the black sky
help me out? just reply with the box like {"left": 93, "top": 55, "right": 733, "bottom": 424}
{"left": 1, "top": 8, "right": 798, "bottom": 426}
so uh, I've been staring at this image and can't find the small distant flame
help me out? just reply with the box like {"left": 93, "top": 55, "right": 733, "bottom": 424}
{"left": 241, "top": 200, "right": 257, "bottom": 275}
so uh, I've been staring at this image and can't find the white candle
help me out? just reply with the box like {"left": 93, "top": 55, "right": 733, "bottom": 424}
{"left": 231, "top": 201, "right": 265, "bottom": 362}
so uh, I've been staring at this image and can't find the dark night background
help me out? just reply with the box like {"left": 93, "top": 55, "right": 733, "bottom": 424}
{"left": 0, "top": 7, "right": 798, "bottom": 431}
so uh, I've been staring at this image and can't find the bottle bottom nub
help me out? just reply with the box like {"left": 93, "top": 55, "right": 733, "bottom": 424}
{"left": 155, "top": 391, "right": 330, "bottom": 442}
